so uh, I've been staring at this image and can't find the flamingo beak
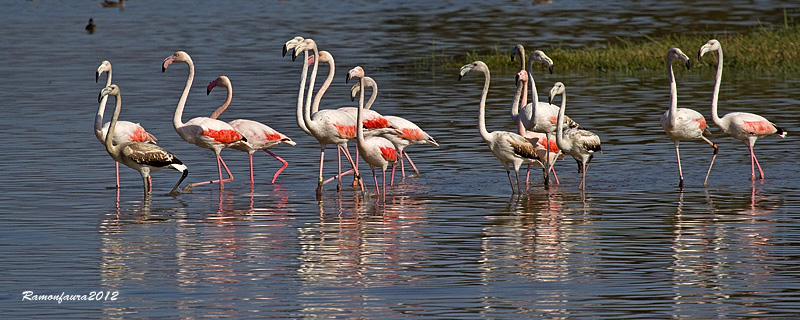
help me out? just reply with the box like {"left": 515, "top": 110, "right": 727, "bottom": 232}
{"left": 685, "top": 60, "right": 691, "bottom": 70}
{"left": 548, "top": 65, "right": 554, "bottom": 75}
{"left": 207, "top": 80, "right": 216, "bottom": 95}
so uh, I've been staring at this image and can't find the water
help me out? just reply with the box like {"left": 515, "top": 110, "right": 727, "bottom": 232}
{"left": 2, "top": 0, "right": 800, "bottom": 318}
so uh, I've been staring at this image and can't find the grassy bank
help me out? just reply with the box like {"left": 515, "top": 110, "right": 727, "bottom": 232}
{"left": 432, "top": 22, "right": 800, "bottom": 73}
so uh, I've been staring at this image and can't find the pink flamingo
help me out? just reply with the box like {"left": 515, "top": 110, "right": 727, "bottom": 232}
{"left": 698, "top": 39, "right": 786, "bottom": 180}
{"left": 514, "top": 69, "right": 562, "bottom": 185}
{"left": 548, "top": 82, "right": 602, "bottom": 190}
{"left": 99, "top": 85, "right": 188, "bottom": 195}
{"left": 206, "top": 75, "right": 296, "bottom": 184}
{"left": 347, "top": 66, "right": 398, "bottom": 200}
{"left": 95, "top": 60, "right": 157, "bottom": 188}
{"left": 349, "top": 76, "right": 439, "bottom": 184}
{"left": 284, "top": 37, "right": 363, "bottom": 196}
{"left": 660, "top": 48, "right": 717, "bottom": 188}
{"left": 162, "top": 51, "right": 245, "bottom": 191}
{"left": 459, "top": 61, "right": 543, "bottom": 193}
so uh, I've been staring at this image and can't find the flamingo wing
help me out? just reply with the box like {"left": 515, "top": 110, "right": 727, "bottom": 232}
{"left": 122, "top": 142, "right": 183, "bottom": 168}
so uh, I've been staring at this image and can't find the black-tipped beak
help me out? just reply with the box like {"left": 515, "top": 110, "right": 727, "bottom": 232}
{"left": 282, "top": 44, "right": 288, "bottom": 57}
{"left": 548, "top": 66, "right": 554, "bottom": 75}
{"left": 346, "top": 74, "right": 352, "bottom": 84}
{"left": 458, "top": 75, "right": 464, "bottom": 81}
{"left": 548, "top": 96, "right": 553, "bottom": 105}
{"left": 98, "top": 92, "right": 103, "bottom": 103}
{"left": 95, "top": 72, "right": 100, "bottom": 83}
{"left": 291, "top": 50, "right": 298, "bottom": 62}
{"left": 685, "top": 60, "right": 691, "bottom": 70}
{"left": 510, "top": 54, "right": 515, "bottom": 62}
{"left": 162, "top": 65, "right": 166, "bottom": 73}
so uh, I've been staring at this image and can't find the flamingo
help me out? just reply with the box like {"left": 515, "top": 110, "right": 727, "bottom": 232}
{"left": 660, "top": 47, "right": 717, "bottom": 188}
{"left": 349, "top": 76, "right": 439, "bottom": 184}
{"left": 459, "top": 61, "right": 543, "bottom": 193}
{"left": 548, "top": 82, "right": 602, "bottom": 190}
{"left": 162, "top": 51, "right": 245, "bottom": 191}
{"left": 514, "top": 69, "right": 562, "bottom": 185}
{"left": 513, "top": 48, "right": 580, "bottom": 184}
{"left": 698, "top": 39, "right": 786, "bottom": 181}
{"left": 284, "top": 37, "right": 363, "bottom": 196}
{"left": 99, "top": 85, "right": 188, "bottom": 196}
{"left": 206, "top": 75, "right": 296, "bottom": 184}
{"left": 347, "top": 66, "right": 398, "bottom": 200}
{"left": 94, "top": 60, "right": 158, "bottom": 188}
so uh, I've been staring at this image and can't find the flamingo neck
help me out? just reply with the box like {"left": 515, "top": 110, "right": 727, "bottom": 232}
{"left": 513, "top": 78, "right": 526, "bottom": 136}
{"left": 710, "top": 47, "right": 724, "bottom": 126}
{"left": 94, "top": 69, "right": 113, "bottom": 142}
{"left": 477, "top": 69, "right": 492, "bottom": 143}
{"left": 527, "top": 58, "right": 540, "bottom": 106}
{"left": 173, "top": 58, "right": 194, "bottom": 130}
{"left": 295, "top": 49, "right": 311, "bottom": 135}
{"left": 667, "top": 57, "right": 678, "bottom": 123}
{"left": 104, "top": 91, "right": 121, "bottom": 156}
{"left": 311, "top": 54, "right": 333, "bottom": 115}
{"left": 356, "top": 76, "right": 366, "bottom": 143}
{"left": 555, "top": 90, "right": 568, "bottom": 151}
{"left": 209, "top": 82, "right": 232, "bottom": 120}
{"left": 303, "top": 46, "right": 319, "bottom": 126}
{"left": 363, "top": 77, "right": 378, "bottom": 110}
{"left": 516, "top": 47, "right": 526, "bottom": 73}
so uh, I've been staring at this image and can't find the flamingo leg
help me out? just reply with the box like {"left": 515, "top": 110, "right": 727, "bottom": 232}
{"left": 551, "top": 166, "right": 560, "bottom": 184}
{"left": 525, "top": 164, "right": 531, "bottom": 188}
{"left": 323, "top": 169, "right": 354, "bottom": 185}
{"left": 749, "top": 145, "right": 765, "bottom": 180}
{"left": 544, "top": 133, "right": 552, "bottom": 185}
{"left": 336, "top": 146, "right": 343, "bottom": 190}
{"left": 341, "top": 146, "right": 364, "bottom": 192}
{"left": 353, "top": 149, "right": 361, "bottom": 187}
{"left": 404, "top": 151, "right": 420, "bottom": 176}
{"left": 115, "top": 162, "right": 121, "bottom": 189}
{"left": 316, "top": 146, "right": 326, "bottom": 196}
{"left": 675, "top": 142, "right": 684, "bottom": 189}
{"left": 248, "top": 153, "right": 255, "bottom": 185}
{"left": 390, "top": 163, "right": 396, "bottom": 186}
{"left": 371, "top": 166, "right": 380, "bottom": 196}
{"left": 382, "top": 168, "right": 387, "bottom": 202}
{"left": 140, "top": 173, "right": 149, "bottom": 195}
{"left": 700, "top": 136, "right": 718, "bottom": 186}
{"left": 505, "top": 169, "right": 515, "bottom": 194}
{"left": 264, "top": 149, "right": 288, "bottom": 184}
{"left": 399, "top": 153, "right": 405, "bottom": 180}
{"left": 183, "top": 154, "right": 233, "bottom": 191}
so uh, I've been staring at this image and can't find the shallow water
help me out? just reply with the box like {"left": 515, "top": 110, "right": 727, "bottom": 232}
{"left": 3, "top": 0, "right": 800, "bottom": 318}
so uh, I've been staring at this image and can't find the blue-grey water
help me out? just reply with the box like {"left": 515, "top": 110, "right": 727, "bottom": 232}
{"left": 3, "top": 0, "right": 800, "bottom": 318}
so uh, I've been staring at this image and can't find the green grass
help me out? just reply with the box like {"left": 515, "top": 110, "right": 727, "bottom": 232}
{"left": 431, "top": 22, "right": 800, "bottom": 73}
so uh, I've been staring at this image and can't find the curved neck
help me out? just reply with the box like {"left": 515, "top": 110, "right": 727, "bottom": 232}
{"left": 303, "top": 46, "right": 319, "bottom": 126}
{"left": 527, "top": 59, "right": 540, "bottom": 106}
{"left": 710, "top": 47, "right": 724, "bottom": 125}
{"left": 515, "top": 46, "right": 526, "bottom": 74}
{"left": 105, "top": 92, "right": 121, "bottom": 155}
{"left": 667, "top": 57, "right": 678, "bottom": 122}
{"left": 209, "top": 82, "right": 232, "bottom": 120}
{"left": 295, "top": 50, "right": 311, "bottom": 135}
{"left": 173, "top": 59, "right": 194, "bottom": 130}
{"left": 94, "top": 69, "right": 113, "bottom": 141}
{"left": 311, "top": 54, "right": 333, "bottom": 115}
{"left": 363, "top": 77, "right": 378, "bottom": 110}
{"left": 356, "top": 76, "right": 366, "bottom": 142}
{"left": 477, "top": 69, "right": 492, "bottom": 142}
{"left": 517, "top": 79, "right": 528, "bottom": 136}
{"left": 555, "top": 90, "right": 568, "bottom": 150}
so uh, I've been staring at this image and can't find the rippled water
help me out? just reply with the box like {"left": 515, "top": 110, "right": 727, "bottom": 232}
{"left": 3, "top": 0, "right": 800, "bottom": 318}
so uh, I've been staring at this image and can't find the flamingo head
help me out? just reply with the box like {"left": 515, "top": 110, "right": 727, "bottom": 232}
{"left": 162, "top": 51, "right": 191, "bottom": 73}
{"left": 516, "top": 70, "right": 529, "bottom": 86}
{"left": 667, "top": 48, "right": 691, "bottom": 70}
{"left": 698, "top": 39, "right": 720, "bottom": 60}
{"left": 458, "top": 61, "right": 487, "bottom": 81}
{"left": 207, "top": 75, "right": 230, "bottom": 95}
{"left": 530, "top": 50, "right": 554, "bottom": 75}
{"left": 346, "top": 66, "right": 365, "bottom": 84}
{"left": 548, "top": 82, "right": 565, "bottom": 105}
{"left": 99, "top": 84, "right": 119, "bottom": 103}
{"left": 96, "top": 60, "right": 111, "bottom": 83}
{"left": 292, "top": 38, "right": 316, "bottom": 62}
{"left": 511, "top": 44, "right": 525, "bottom": 62}
{"left": 283, "top": 36, "right": 304, "bottom": 57}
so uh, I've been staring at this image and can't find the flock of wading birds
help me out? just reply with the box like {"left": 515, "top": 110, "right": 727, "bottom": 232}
{"left": 94, "top": 37, "right": 787, "bottom": 199}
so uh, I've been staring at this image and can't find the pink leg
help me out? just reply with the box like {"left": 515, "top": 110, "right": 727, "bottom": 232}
{"left": 184, "top": 154, "right": 234, "bottom": 191}
{"left": 324, "top": 168, "right": 354, "bottom": 185}
{"left": 264, "top": 149, "right": 288, "bottom": 184}
{"left": 341, "top": 146, "right": 364, "bottom": 192}
{"left": 579, "top": 161, "right": 587, "bottom": 190}
{"left": 353, "top": 149, "right": 360, "bottom": 187}
{"left": 391, "top": 163, "right": 396, "bottom": 186}
{"left": 371, "top": 166, "right": 380, "bottom": 196}
{"left": 525, "top": 164, "right": 531, "bottom": 188}
{"left": 382, "top": 168, "right": 386, "bottom": 202}
{"left": 115, "top": 162, "right": 121, "bottom": 188}
{"left": 551, "top": 166, "right": 560, "bottom": 184}
{"left": 249, "top": 153, "right": 255, "bottom": 185}
{"left": 749, "top": 145, "right": 765, "bottom": 180}
{"left": 404, "top": 151, "right": 420, "bottom": 175}
{"left": 316, "top": 146, "right": 326, "bottom": 196}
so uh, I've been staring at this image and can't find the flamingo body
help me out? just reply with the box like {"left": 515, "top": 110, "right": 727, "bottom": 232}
{"left": 549, "top": 82, "right": 601, "bottom": 190}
